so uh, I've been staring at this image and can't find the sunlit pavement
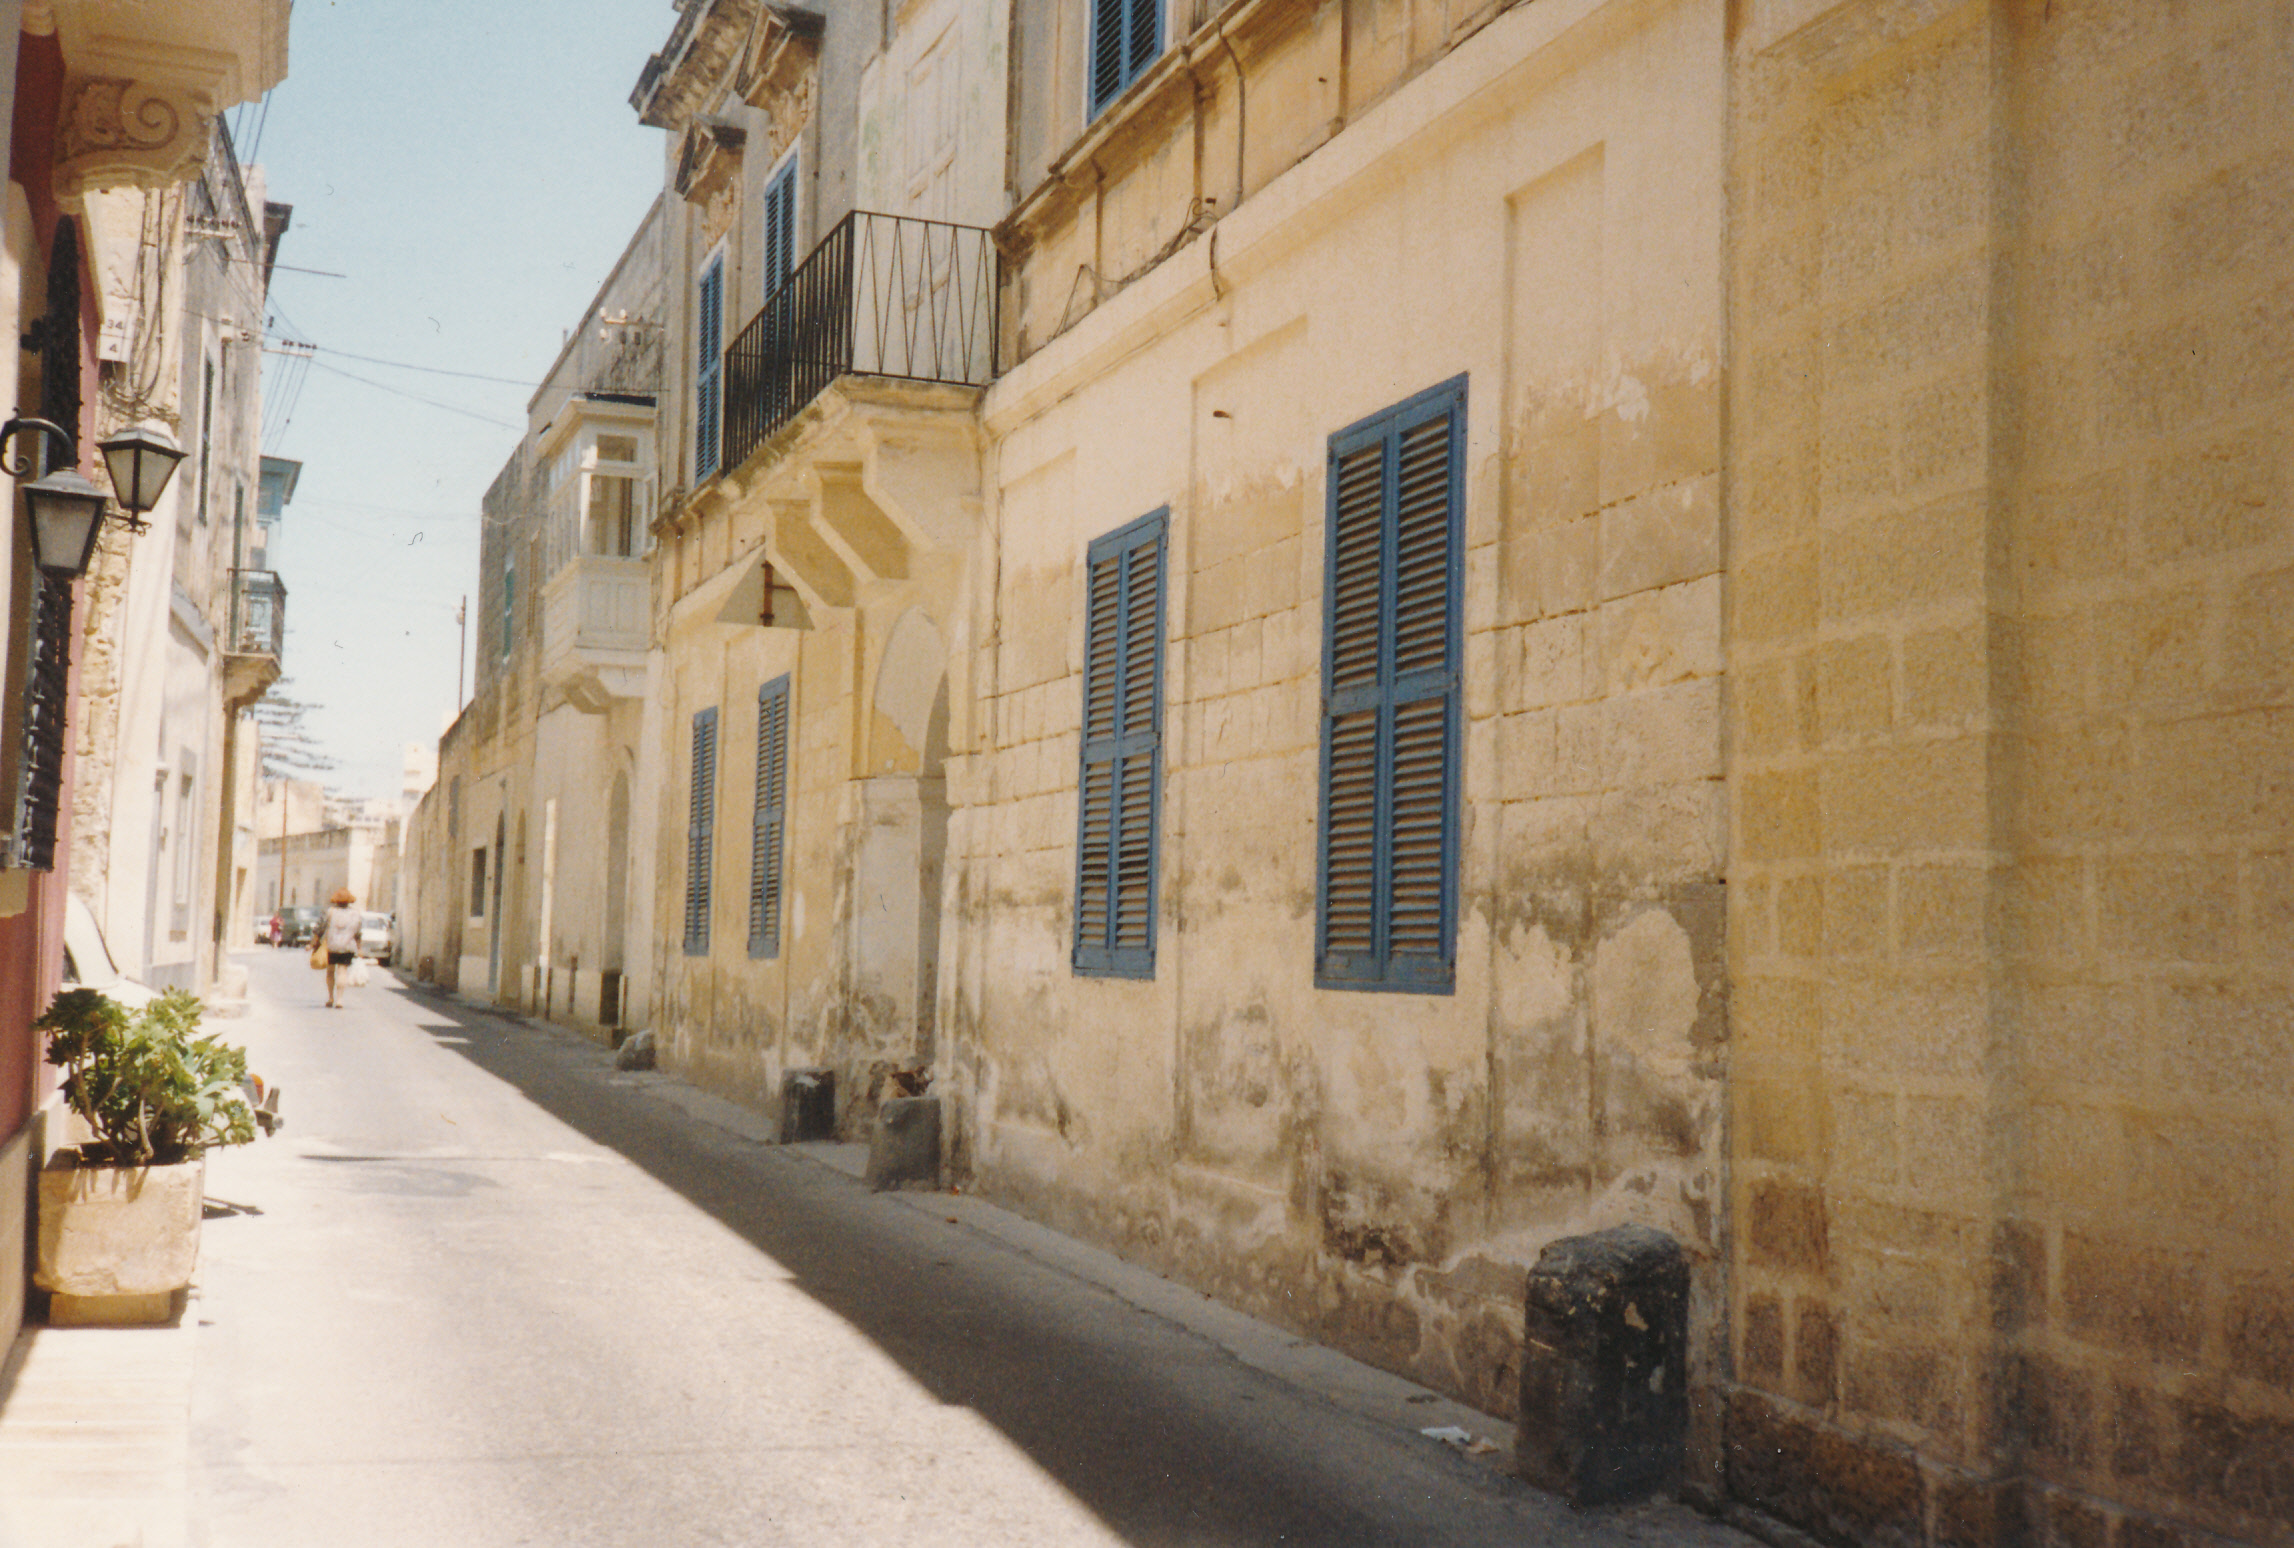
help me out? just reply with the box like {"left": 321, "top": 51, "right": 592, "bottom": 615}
{"left": 13, "top": 951, "right": 1758, "bottom": 1547}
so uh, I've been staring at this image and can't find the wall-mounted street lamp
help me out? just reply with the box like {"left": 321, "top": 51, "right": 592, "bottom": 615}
{"left": 99, "top": 421, "right": 186, "bottom": 527}
{"left": 0, "top": 416, "right": 185, "bottom": 579}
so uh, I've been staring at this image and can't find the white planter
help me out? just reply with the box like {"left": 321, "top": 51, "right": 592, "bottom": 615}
{"left": 33, "top": 1153, "right": 205, "bottom": 1325}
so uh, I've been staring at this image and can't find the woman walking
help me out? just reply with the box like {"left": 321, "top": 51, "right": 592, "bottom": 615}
{"left": 320, "top": 887, "right": 361, "bottom": 1007}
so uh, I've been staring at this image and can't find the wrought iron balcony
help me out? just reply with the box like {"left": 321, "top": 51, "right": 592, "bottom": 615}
{"left": 721, "top": 211, "right": 997, "bottom": 472}
{"left": 231, "top": 568, "right": 285, "bottom": 658}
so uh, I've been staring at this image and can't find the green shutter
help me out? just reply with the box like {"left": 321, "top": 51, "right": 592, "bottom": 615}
{"left": 684, "top": 707, "right": 719, "bottom": 956}
{"left": 749, "top": 677, "right": 789, "bottom": 959}
{"left": 1317, "top": 378, "right": 1463, "bottom": 992}
{"left": 1075, "top": 509, "right": 1166, "bottom": 977}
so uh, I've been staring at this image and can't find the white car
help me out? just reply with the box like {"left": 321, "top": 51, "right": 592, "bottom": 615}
{"left": 62, "top": 893, "right": 158, "bottom": 1009}
{"left": 358, "top": 912, "right": 393, "bottom": 962}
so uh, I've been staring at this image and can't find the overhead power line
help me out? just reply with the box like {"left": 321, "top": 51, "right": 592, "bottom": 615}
{"left": 303, "top": 343, "right": 534, "bottom": 387}
{"left": 302, "top": 359, "right": 521, "bottom": 431}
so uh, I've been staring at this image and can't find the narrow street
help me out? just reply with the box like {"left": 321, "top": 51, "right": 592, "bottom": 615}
{"left": 165, "top": 951, "right": 1753, "bottom": 1548}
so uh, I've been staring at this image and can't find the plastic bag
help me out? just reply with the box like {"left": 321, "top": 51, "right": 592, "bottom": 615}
{"left": 308, "top": 940, "right": 327, "bottom": 970}
{"left": 346, "top": 957, "right": 370, "bottom": 989}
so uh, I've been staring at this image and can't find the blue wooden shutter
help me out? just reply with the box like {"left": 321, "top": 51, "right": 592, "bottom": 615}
{"left": 1089, "top": 0, "right": 1162, "bottom": 118}
{"left": 684, "top": 706, "right": 719, "bottom": 956}
{"left": 1074, "top": 510, "right": 1166, "bottom": 977}
{"left": 749, "top": 676, "right": 789, "bottom": 959}
{"left": 1317, "top": 378, "right": 1464, "bottom": 991}
{"left": 762, "top": 158, "right": 797, "bottom": 299}
{"left": 695, "top": 256, "right": 724, "bottom": 479}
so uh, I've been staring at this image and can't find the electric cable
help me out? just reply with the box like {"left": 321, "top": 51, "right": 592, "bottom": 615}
{"left": 302, "top": 359, "right": 520, "bottom": 430}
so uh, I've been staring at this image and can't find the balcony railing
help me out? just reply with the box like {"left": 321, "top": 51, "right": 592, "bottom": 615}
{"left": 722, "top": 210, "right": 997, "bottom": 471}
{"left": 231, "top": 568, "right": 285, "bottom": 658}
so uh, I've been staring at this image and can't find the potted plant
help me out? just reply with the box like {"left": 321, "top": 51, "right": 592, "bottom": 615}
{"left": 32, "top": 987, "right": 273, "bottom": 1324}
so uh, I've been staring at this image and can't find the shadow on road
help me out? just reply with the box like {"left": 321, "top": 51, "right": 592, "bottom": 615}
{"left": 384, "top": 983, "right": 1548, "bottom": 1548}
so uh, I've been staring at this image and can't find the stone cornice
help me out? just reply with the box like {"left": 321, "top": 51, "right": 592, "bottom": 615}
{"left": 47, "top": 0, "right": 290, "bottom": 109}
{"left": 674, "top": 115, "right": 746, "bottom": 203}
{"left": 632, "top": 0, "right": 822, "bottom": 132}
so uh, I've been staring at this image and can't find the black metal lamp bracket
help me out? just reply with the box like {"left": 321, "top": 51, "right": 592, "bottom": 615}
{"left": 0, "top": 415, "right": 73, "bottom": 477}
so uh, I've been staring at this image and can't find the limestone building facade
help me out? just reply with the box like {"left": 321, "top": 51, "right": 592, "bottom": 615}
{"left": 72, "top": 116, "right": 286, "bottom": 992}
{"left": 0, "top": 0, "right": 291, "bottom": 1382}
{"left": 400, "top": 1, "right": 2294, "bottom": 1542}
{"left": 403, "top": 196, "right": 669, "bottom": 1030}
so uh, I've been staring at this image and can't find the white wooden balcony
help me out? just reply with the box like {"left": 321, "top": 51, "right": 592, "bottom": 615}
{"left": 539, "top": 556, "right": 648, "bottom": 713}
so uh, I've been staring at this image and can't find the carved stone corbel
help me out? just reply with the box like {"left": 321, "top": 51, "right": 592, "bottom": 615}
{"left": 54, "top": 74, "right": 215, "bottom": 205}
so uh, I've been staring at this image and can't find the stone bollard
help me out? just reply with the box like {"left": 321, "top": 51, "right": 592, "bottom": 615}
{"left": 613, "top": 1029, "right": 656, "bottom": 1071}
{"left": 1516, "top": 1223, "right": 1689, "bottom": 1507}
{"left": 866, "top": 1097, "right": 940, "bottom": 1192}
{"left": 779, "top": 1067, "right": 836, "bottom": 1143}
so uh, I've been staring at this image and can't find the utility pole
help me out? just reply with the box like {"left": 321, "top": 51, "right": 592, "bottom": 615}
{"left": 456, "top": 595, "right": 467, "bottom": 707}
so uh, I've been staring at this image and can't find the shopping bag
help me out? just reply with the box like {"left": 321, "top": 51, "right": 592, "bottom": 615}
{"left": 346, "top": 957, "right": 370, "bottom": 989}
{"left": 308, "top": 940, "right": 327, "bottom": 969}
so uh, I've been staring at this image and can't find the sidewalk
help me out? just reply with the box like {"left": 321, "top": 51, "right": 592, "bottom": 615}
{"left": 0, "top": 1304, "right": 192, "bottom": 1548}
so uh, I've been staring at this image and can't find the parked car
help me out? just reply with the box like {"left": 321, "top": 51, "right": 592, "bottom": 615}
{"left": 62, "top": 893, "right": 158, "bottom": 1010}
{"left": 276, "top": 905, "right": 322, "bottom": 947}
{"left": 358, "top": 912, "right": 392, "bottom": 962}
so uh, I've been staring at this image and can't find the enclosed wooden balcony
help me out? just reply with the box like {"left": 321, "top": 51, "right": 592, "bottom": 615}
{"left": 539, "top": 556, "right": 648, "bottom": 713}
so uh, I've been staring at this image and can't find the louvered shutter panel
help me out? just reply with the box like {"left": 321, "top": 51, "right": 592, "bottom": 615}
{"left": 1089, "top": 0, "right": 1127, "bottom": 116}
{"left": 1075, "top": 510, "right": 1166, "bottom": 976}
{"left": 1111, "top": 539, "right": 1162, "bottom": 957}
{"left": 1317, "top": 381, "right": 1462, "bottom": 990}
{"left": 749, "top": 677, "right": 789, "bottom": 958}
{"left": 695, "top": 258, "right": 724, "bottom": 479}
{"left": 1384, "top": 412, "right": 1458, "bottom": 980}
{"left": 1126, "top": 0, "right": 1161, "bottom": 96}
{"left": 685, "top": 707, "right": 719, "bottom": 955}
{"left": 763, "top": 161, "right": 796, "bottom": 299}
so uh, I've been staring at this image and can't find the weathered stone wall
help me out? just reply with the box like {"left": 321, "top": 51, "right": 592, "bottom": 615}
{"left": 963, "top": 0, "right": 1727, "bottom": 1440}
{"left": 648, "top": 392, "right": 977, "bottom": 1134}
{"left": 1726, "top": 2, "right": 2294, "bottom": 1543}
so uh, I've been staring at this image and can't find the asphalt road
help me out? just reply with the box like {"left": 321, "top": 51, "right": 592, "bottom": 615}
{"left": 191, "top": 950, "right": 1750, "bottom": 1548}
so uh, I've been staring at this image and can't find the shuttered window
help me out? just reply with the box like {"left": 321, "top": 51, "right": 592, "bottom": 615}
{"left": 748, "top": 676, "right": 789, "bottom": 959}
{"left": 761, "top": 156, "right": 798, "bottom": 300}
{"left": 695, "top": 255, "right": 725, "bottom": 480}
{"left": 1074, "top": 510, "right": 1166, "bottom": 978}
{"left": 684, "top": 706, "right": 719, "bottom": 956}
{"left": 1088, "top": 0, "right": 1162, "bottom": 120}
{"left": 1318, "top": 378, "right": 1464, "bottom": 992}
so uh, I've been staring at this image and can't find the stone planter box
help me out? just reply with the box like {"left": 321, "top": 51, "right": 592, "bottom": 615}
{"left": 34, "top": 1152, "right": 205, "bottom": 1325}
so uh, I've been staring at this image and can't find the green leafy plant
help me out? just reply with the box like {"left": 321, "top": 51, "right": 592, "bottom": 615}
{"left": 37, "top": 988, "right": 265, "bottom": 1165}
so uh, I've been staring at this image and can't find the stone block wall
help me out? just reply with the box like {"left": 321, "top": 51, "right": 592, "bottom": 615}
{"left": 1727, "top": 2, "right": 2294, "bottom": 1542}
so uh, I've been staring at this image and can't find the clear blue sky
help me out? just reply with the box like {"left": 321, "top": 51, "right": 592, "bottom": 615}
{"left": 245, "top": 0, "right": 673, "bottom": 802}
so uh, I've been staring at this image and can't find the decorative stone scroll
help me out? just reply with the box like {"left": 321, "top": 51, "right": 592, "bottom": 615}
{"left": 55, "top": 75, "right": 215, "bottom": 203}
